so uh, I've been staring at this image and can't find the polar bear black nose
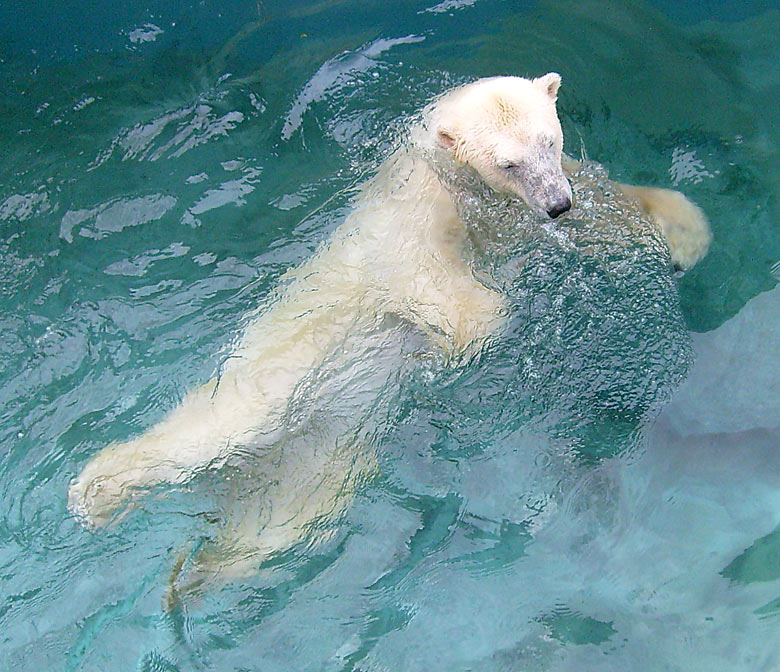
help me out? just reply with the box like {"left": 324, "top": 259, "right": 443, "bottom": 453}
{"left": 547, "top": 197, "right": 571, "bottom": 219}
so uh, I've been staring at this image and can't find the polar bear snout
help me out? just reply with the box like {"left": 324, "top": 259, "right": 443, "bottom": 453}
{"left": 524, "top": 171, "right": 573, "bottom": 219}
{"left": 546, "top": 195, "right": 571, "bottom": 219}
{"left": 541, "top": 176, "right": 573, "bottom": 219}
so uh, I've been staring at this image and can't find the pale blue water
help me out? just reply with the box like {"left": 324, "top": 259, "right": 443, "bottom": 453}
{"left": 1, "top": 1, "right": 780, "bottom": 670}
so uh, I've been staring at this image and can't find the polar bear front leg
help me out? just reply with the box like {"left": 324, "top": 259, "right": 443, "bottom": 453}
{"left": 562, "top": 155, "right": 711, "bottom": 271}
{"left": 618, "top": 183, "right": 712, "bottom": 271}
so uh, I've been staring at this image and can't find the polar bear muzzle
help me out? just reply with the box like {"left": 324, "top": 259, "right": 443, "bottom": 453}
{"left": 508, "top": 157, "right": 573, "bottom": 219}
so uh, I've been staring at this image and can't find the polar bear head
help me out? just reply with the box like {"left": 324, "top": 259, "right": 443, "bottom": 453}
{"left": 430, "top": 74, "right": 572, "bottom": 219}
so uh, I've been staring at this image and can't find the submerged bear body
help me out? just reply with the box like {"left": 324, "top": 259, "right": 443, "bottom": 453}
{"left": 68, "top": 75, "right": 710, "bottom": 590}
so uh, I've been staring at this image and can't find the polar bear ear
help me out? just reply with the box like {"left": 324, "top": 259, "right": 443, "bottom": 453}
{"left": 437, "top": 128, "right": 459, "bottom": 152}
{"left": 534, "top": 72, "right": 562, "bottom": 101}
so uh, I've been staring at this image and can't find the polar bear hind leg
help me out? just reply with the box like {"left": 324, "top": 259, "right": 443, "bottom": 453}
{"left": 165, "top": 435, "right": 377, "bottom": 607}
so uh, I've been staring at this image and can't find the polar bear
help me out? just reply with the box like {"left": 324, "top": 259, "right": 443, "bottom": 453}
{"left": 68, "top": 74, "right": 710, "bottom": 588}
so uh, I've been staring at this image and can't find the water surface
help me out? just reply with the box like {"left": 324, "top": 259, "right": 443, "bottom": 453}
{"left": 1, "top": 1, "right": 780, "bottom": 670}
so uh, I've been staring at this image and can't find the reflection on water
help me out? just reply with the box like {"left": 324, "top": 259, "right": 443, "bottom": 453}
{"left": 59, "top": 194, "right": 179, "bottom": 242}
{"left": 0, "top": 0, "right": 779, "bottom": 670}
{"left": 281, "top": 34, "right": 426, "bottom": 140}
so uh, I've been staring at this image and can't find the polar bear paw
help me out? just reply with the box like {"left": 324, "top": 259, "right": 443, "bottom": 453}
{"left": 68, "top": 464, "right": 135, "bottom": 529}
{"left": 68, "top": 443, "right": 155, "bottom": 528}
{"left": 621, "top": 184, "right": 712, "bottom": 271}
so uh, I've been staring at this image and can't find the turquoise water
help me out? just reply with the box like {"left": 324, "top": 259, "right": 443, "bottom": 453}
{"left": 2, "top": 0, "right": 780, "bottom": 669}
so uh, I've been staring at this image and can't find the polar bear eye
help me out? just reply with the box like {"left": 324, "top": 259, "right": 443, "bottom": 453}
{"left": 497, "top": 160, "right": 521, "bottom": 172}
